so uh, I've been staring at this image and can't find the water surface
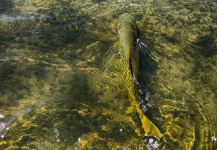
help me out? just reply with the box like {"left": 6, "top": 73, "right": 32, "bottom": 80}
{"left": 0, "top": 0, "right": 217, "bottom": 149}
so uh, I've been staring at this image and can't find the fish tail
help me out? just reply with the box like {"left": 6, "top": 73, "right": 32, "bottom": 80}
{"left": 136, "top": 104, "right": 162, "bottom": 137}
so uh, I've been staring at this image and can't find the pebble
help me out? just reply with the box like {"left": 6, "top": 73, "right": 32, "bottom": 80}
{"left": 1, "top": 135, "right": 4, "bottom": 139}
{"left": 83, "top": 108, "right": 88, "bottom": 113}
{"left": 0, "top": 114, "right": 5, "bottom": 119}
{"left": 0, "top": 122, "right": 7, "bottom": 131}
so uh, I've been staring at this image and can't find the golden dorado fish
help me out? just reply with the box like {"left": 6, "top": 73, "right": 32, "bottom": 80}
{"left": 117, "top": 13, "right": 162, "bottom": 139}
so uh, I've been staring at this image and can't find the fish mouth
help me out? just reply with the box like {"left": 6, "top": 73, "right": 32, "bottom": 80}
{"left": 117, "top": 13, "right": 137, "bottom": 37}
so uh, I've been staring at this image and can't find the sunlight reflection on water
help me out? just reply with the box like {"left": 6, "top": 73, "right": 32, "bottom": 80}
{"left": 0, "top": 0, "right": 216, "bottom": 149}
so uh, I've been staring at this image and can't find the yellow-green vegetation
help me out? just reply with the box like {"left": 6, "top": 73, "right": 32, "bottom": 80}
{"left": 0, "top": 0, "right": 216, "bottom": 149}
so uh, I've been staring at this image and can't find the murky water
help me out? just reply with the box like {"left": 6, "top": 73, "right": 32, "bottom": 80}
{"left": 0, "top": 0, "right": 217, "bottom": 149}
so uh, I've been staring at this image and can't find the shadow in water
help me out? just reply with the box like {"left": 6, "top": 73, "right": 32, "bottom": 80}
{"left": 0, "top": 72, "right": 97, "bottom": 148}
{"left": 92, "top": 0, "right": 106, "bottom": 2}
{"left": 0, "top": 2, "right": 106, "bottom": 108}
{"left": 191, "top": 31, "right": 217, "bottom": 94}
{"left": 194, "top": 34, "right": 217, "bottom": 57}
{"left": 136, "top": 39, "right": 159, "bottom": 124}
{"left": 0, "top": 1, "right": 94, "bottom": 54}
{"left": 0, "top": 0, "right": 15, "bottom": 14}
{"left": 0, "top": 70, "right": 139, "bottom": 149}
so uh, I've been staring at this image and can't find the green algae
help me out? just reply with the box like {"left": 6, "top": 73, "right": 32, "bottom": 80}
{"left": 0, "top": 0, "right": 216, "bottom": 149}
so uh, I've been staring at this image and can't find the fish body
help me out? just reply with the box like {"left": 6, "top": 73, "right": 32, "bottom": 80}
{"left": 118, "top": 13, "right": 139, "bottom": 83}
{"left": 117, "top": 13, "right": 162, "bottom": 138}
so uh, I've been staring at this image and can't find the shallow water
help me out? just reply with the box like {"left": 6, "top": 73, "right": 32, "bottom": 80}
{"left": 0, "top": 0, "right": 217, "bottom": 149}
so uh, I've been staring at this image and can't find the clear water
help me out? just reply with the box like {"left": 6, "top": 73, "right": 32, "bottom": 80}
{"left": 0, "top": 0, "right": 217, "bottom": 149}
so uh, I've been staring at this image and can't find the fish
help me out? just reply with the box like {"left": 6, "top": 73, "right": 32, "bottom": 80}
{"left": 117, "top": 13, "right": 162, "bottom": 138}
